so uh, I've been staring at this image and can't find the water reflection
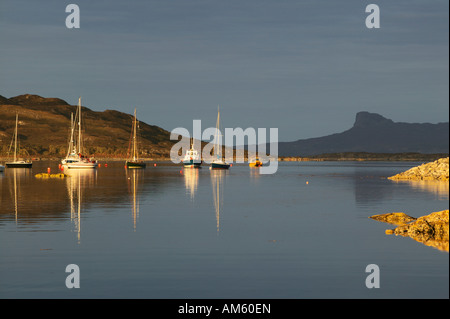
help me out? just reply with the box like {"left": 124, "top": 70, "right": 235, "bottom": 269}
{"left": 65, "top": 169, "right": 97, "bottom": 243}
{"left": 390, "top": 180, "right": 449, "bottom": 200}
{"left": 5, "top": 169, "right": 31, "bottom": 222}
{"left": 126, "top": 168, "right": 144, "bottom": 231}
{"left": 210, "top": 169, "right": 226, "bottom": 233}
{"left": 184, "top": 168, "right": 199, "bottom": 200}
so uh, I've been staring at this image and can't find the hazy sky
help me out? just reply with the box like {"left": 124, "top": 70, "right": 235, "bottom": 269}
{"left": 0, "top": 0, "right": 448, "bottom": 142}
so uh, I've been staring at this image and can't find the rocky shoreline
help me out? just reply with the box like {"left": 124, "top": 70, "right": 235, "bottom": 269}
{"left": 388, "top": 157, "right": 449, "bottom": 181}
{"left": 370, "top": 210, "right": 449, "bottom": 252}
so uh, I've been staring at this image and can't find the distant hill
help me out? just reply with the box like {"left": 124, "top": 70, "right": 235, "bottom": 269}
{"left": 0, "top": 94, "right": 174, "bottom": 158}
{"left": 278, "top": 111, "right": 449, "bottom": 156}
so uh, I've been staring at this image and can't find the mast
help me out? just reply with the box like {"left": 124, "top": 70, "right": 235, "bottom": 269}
{"left": 13, "top": 113, "right": 18, "bottom": 162}
{"left": 133, "top": 108, "right": 137, "bottom": 161}
{"left": 67, "top": 112, "right": 74, "bottom": 157}
{"left": 77, "top": 97, "right": 82, "bottom": 155}
{"left": 214, "top": 106, "right": 221, "bottom": 160}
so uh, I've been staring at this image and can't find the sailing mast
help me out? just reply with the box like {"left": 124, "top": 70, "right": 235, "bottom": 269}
{"left": 13, "top": 113, "right": 18, "bottom": 162}
{"left": 133, "top": 108, "right": 137, "bottom": 162}
{"left": 77, "top": 97, "right": 82, "bottom": 156}
{"left": 214, "top": 105, "right": 220, "bottom": 160}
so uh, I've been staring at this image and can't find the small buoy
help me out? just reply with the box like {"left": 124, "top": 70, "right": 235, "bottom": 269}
{"left": 180, "top": 170, "right": 183, "bottom": 174}
{"left": 230, "top": 164, "right": 233, "bottom": 167}
{"left": 98, "top": 163, "right": 101, "bottom": 167}
{"left": 58, "top": 164, "right": 61, "bottom": 169}
{"left": 47, "top": 167, "right": 51, "bottom": 174}
{"left": 306, "top": 181, "right": 309, "bottom": 184}
{"left": 105, "top": 164, "right": 108, "bottom": 167}
{"left": 154, "top": 163, "right": 157, "bottom": 167}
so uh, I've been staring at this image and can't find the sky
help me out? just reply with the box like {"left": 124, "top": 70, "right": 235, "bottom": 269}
{"left": 0, "top": 0, "right": 448, "bottom": 143}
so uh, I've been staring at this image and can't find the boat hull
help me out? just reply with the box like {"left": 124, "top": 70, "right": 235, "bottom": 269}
{"left": 249, "top": 162, "right": 262, "bottom": 168}
{"left": 64, "top": 163, "right": 98, "bottom": 169}
{"left": 183, "top": 159, "right": 202, "bottom": 168}
{"left": 210, "top": 162, "right": 230, "bottom": 169}
{"left": 126, "top": 161, "right": 146, "bottom": 169}
{"left": 62, "top": 160, "right": 98, "bottom": 169}
{"left": 6, "top": 162, "right": 32, "bottom": 168}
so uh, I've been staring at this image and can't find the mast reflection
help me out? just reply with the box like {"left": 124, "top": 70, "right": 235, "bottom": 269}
{"left": 210, "top": 169, "right": 226, "bottom": 233}
{"left": 65, "top": 169, "right": 97, "bottom": 243}
{"left": 126, "top": 168, "right": 144, "bottom": 231}
{"left": 6, "top": 168, "right": 30, "bottom": 223}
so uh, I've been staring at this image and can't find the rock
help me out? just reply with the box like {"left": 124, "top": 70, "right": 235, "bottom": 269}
{"left": 388, "top": 157, "right": 449, "bottom": 181}
{"left": 369, "top": 212, "right": 416, "bottom": 226}
{"left": 370, "top": 210, "right": 449, "bottom": 252}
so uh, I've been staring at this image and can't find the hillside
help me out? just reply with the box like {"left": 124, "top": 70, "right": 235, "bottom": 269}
{"left": 277, "top": 111, "right": 449, "bottom": 156}
{"left": 0, "top": 94, "right": 174, "bottom": 158}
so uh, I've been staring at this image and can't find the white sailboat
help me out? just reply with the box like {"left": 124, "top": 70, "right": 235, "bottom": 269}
{"left": 210, "top": 106, "right": 230, "bottom": 170}
{"left": 5, "top": 113, "right": 32, "bottom": 168}
{"left": 61, "top": 97, "right": 98, "bottom": 169}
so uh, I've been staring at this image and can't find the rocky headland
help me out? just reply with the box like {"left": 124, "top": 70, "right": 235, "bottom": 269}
{"left": 370, "top": 210, "right": 449, "bottom": 252}
{"left": 388, "top": 157, "right": 449, "bottom": 181}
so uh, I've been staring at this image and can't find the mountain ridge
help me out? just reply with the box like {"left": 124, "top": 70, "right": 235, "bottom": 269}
{"left": 0, "top": 94, "right": 174, "bottom": 158}
{"left": 277, "top": 111, "right": 449, "bottom": 156}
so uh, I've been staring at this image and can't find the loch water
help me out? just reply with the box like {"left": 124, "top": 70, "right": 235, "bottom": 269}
{"left": 0, "top": 161, "right": 448, "bottom": 298}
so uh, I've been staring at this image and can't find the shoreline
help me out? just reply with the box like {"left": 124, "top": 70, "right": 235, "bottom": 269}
{"left": 2, "top": 152, "right": 448, "bottom": 163}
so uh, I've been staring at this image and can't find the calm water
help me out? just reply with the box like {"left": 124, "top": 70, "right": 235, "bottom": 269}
{"left": 0, "top": 161, "right": 448, "bottom": 299}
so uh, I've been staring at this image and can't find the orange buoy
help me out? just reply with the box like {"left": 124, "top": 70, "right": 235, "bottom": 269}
{"left": 105, "top": 164, "right": 108, "bottom": 167}
{"left": 154, "top": 163, "right": 157, "bottom": 167}
{"left": 47, "top": 167, "right": 51, "bottom": 174}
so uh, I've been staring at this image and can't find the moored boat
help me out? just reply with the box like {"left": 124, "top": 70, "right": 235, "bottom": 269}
{"left": 126, "top": 108, "right": 146, "bottom": 169}
{"left": 183, "top": 140, "right": 202, "bottom": 168}
{"left": 61, "top": 97, "right": 98, "bottom": 169}
{"left": 210, "top": 106, "right": 230, "bottom": 170}
{"left": 5, "top": 113, "right": 32, "bottom": 168}
{"left": 249, "top": 157, "right": 262, "bottom": 168}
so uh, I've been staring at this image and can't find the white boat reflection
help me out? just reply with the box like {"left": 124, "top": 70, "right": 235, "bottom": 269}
{"left": 65, "top": 169, "right": 97, "bottom": 243}
{"left": 184, "top": 168, "right": 199, "bottom": 200}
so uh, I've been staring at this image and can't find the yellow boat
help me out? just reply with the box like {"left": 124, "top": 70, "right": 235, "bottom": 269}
{"left": 249, "top": 158, "right": 262, "bottom": 167}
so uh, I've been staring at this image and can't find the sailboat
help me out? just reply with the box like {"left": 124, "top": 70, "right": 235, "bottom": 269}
{"left": 182, "top": 138, "right": 202, "bottom": 168}
{"left": 5, "top": 113, "right": 32, "bottom": 168}
{"left": 61, "top": 97, "right": 98, "bottom": 169}
{"left": 210, "top": 106, "right": 230, "bottom": 170}
{"left": 125, "top": 108, "right": 146, "bottom": 169}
